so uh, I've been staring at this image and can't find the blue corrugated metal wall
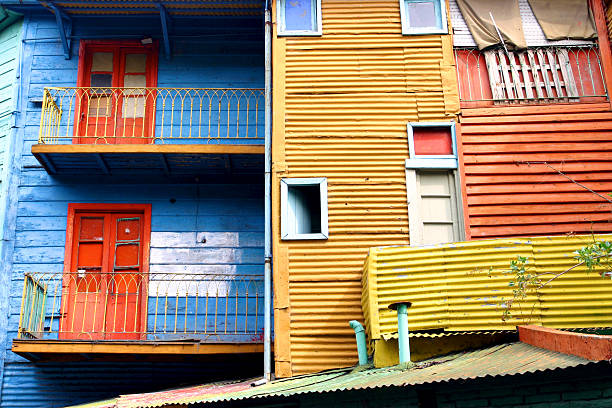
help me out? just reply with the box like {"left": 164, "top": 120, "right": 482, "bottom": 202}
{"left": 1, "top": 12, "right": 264, "bottom": 408}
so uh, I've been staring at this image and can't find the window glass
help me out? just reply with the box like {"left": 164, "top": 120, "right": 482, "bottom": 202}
{"left": 285, "top": 0, "right": 315, "bottom": 31}
{"left": 91, "top": 52, "right": 113, "bottom": 72}
{"left": 124, "top": 74, "right": 146, "bottom": 88}
{"left": 407, "top": 1, "right": 437, "bottom": 28}
{"left": 90, "top": 73, "right": 112, "bottom": 87}
{"left": 401, "top": 0, "right": 446, "bottom": 34}
{"left": 125, "top": 54, "right": 147, "bottom": 73}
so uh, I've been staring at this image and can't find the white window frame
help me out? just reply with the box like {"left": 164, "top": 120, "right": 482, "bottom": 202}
{"left": 277, "top": 0, "right": 322, "bottom": 37}
{"left": 406, "top": 121, "right": 457, "bottom": 169}
{"left": 405, "top": 121, "right": 464, "bottom": 246}
{"left": 400, "top": 0, "right": 448, "bottom": 35}
{"left": 281, "top": 177, "right": 328, "bottom": 240}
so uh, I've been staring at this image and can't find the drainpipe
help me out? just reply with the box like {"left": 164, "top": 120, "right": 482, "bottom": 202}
{"left": 389, "top": 301, "right": 412, "bottom": 364}
{"left": 263, "top": 0, "right": 273, "bottom": 383}
{"left": 349, "top": 320, "right": 368, "bottom": 365}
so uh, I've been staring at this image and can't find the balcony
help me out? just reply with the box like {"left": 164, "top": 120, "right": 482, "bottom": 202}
{"left": 33, "top": 87, "right": 265, "bottom": 176}
{"left": 13, "top": 272, "right": 266, "bottom": 361}
{"left": 455, "top": 45, "right": 608, "bottom": 108}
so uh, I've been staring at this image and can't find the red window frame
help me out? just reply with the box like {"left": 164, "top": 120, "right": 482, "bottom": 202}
{"left": 74, "top": 40, "right": 159, "bottom": 144}
{"left": 61, "top": 203, "right": 152, "bottom": 340}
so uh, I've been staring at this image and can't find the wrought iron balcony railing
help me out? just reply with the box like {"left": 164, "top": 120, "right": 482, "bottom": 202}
{"left": 455, "top": 45, "right": 607, "bottom": 105}
{"left": 38, "top": 87, "right": 265, "bottom": 145}
{"left": 18, "top": 272, "right": 264, "bottom": 342}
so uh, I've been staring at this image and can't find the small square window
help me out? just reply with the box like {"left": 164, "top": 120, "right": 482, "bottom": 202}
{"left": 400, "top": 0, "right": 448, "bottom": 35}
{"left": 277, "top": 0, "right": 322, "bottom": 36}
{"left": 281, "top": 178, "right": 328, "bottom": 240}
{"left": 406, "top": 122, "right": 457, "bottom": 169}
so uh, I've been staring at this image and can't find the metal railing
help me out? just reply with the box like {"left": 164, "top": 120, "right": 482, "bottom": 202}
{"left": 38, "top": 87, "right": 265, "bottom": 144}
{"left": 455, "top": 45, "right": 607, "bottom": 104}
{"left": 18, "top": 272, "right": 264, "bottom": 342}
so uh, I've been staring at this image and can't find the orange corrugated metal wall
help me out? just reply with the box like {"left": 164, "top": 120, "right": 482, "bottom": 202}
{"left": 459, "top": 104, "right": 612, "bottom": 239}
{"left": 272, "top": 0, "right": 459, "bottom": 377}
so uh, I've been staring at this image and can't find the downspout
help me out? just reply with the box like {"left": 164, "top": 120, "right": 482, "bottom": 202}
{"left": 349, "top": 320, "right": 368, "bottom": 366}
{"left": 264, "top": 0, "right": 273, "bottom": 383}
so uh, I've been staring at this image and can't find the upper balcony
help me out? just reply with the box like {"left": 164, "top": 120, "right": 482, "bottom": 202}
{"left": 455, "top": 45, "right": 608, "bottom": 109}
{"left": 33, "top": 86, "right": 265, "bottom": 176}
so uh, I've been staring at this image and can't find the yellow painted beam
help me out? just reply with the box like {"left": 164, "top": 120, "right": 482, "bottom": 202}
{"left": 12, "top": 339, "right": 265, "bottom": 358}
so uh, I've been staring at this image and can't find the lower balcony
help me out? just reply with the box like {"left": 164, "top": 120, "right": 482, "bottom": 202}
{"left": 32, "top": 87, "right": 265, "bottom": 176}
{"left": 13, "top": 271, "right": 267, "bottom": 362}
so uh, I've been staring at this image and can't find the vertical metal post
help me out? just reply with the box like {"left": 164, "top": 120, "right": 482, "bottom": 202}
{"left": 263, "top": 0, "right": 273, "bottom": 383}
{"left": 389, "top": 301, "right": 412, "bottom": 364}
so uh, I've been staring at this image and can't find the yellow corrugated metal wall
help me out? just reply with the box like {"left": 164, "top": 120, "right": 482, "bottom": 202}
{"left": 272, "top": 0, "right": 459, "bottom": 377}
{"left": 362, "top": 235, "right": 612, "bottom": 341}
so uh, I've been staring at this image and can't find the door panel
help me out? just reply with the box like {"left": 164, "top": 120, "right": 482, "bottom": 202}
{"left": 61, "top": 211, "right": 146, "bottom": 340}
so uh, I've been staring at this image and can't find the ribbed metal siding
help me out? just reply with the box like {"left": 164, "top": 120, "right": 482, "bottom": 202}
{"left": 460, "top": 105, "right": 612, "bottom": 238}
{"left": 362, "top": 235, "right": 612, "bottom": 340}
{"left": 275, "top": 0, "right": 456, "bottom": 375}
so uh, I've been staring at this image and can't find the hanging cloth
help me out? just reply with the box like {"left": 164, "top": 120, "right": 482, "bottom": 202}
{"left": 527, "top": 0, "right": 597, "bottom": 40}
{"left": 456, "top": 0, "right": 527, "bottom": 50}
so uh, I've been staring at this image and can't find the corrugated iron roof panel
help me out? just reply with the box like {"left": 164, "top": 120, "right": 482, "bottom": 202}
{"left": 74, "top": 342, "right": 603, "bottom": 408}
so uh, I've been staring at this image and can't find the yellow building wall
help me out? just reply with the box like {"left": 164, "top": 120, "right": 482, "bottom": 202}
{"left": 272, "top": 0, "right": 459, "bottom": 377}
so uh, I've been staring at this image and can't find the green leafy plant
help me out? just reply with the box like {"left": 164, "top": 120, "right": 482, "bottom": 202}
{"left": 500, "top": 239, "right": 612, "bottom": 321}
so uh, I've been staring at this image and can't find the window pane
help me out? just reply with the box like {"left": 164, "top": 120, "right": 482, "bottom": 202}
{"left": 406, "top": 1, "right": 438, "bottom": 28}
{"left": 90, "top": 73, "right": 113, "bottom": 87}
{"left": 284, "top": 0, "right": 316, "bottom": 31}
{"left": 88, "top": 96, "right": 112, "bottom": 117}
{"left": 288, "top": 184, "right": 321, "bottom": 234}
{"left": 124, "top": 74, "right": 146, "bottom": 88}
{"left": 122, "top": 97, "right": 146, "bottom": 118}
{"left": 91, "top": 52, "right": 113, "bottom": 72}
{"left": 125, "top": 54, "right": 147, "bottom": 73}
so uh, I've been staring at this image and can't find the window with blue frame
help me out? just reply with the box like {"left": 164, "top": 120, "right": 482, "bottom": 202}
{"left": 277, "top": 0, "right": 322, "bottom": 36}
{"left": 400, "top": 0, "right": 448, "bottom": 35}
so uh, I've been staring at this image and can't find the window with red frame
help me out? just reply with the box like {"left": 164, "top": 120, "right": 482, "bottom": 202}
{"left": 75, "top": 41, "right": 158, "bottom": 144}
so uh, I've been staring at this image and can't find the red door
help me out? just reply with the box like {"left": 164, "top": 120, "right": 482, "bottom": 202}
{"left": 60, "top": 210, "right": 148, "bottom": 340}
{"left": 75, "top": 42, "right": 158, "bottom": 144}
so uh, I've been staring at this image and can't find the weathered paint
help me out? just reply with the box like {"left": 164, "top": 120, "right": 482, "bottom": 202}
{"left": 362, "top": 235, "right": 612, "bottom": 344}
{"left": 459, "top": 104, "right": 612, "bottom": 239}
{"left": 271, "top": 0, "right": 459, "bottom": 376}
{"left": 0, "top": 12, "right": 265, "bottom": 407}
{"left": 0, "top": 15, "right": 23, "bottom": 401}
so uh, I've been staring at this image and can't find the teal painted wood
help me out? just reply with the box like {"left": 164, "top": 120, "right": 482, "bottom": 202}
{"left": 0, "top": 16, "right": 23, "bottom": 406}
{"left": 0, "top": 12, "right": 265, "bottom": 407}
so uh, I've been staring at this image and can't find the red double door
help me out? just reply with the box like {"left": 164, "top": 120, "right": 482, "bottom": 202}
{"left": 75, "top": 42, "right": 157, "bottom": 144}
{"left": 60, "top": 210, "right": 147, "bottom": 340}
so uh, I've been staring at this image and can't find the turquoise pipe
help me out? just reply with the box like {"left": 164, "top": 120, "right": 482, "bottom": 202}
{"left": 396, "top": 303, "right": 411, "bottom": 364}
{"left": 349, "top": 320, "right": 368, "bottom": 366}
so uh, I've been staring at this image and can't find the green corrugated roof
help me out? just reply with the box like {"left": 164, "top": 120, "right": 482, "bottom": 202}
{"left": 70, "top": 342, "right": 604, "bottom": 408}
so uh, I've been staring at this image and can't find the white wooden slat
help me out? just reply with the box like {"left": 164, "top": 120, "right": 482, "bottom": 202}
{"left": 557, "top": 48, "right": 579, "bottom": 99}
{"left": 546, "top": 49, "right": 565, "bottom": 99}
{"left": 508, "top": 54, "right": 525, "bottom": 100}
{"left": 536, "top": 49, "right": 554, "bottom": 99}
{"left": 497, "top": 49, "right": 516, "bottom": 100}
{"left": 483, "top": 51, "right": 505, "bottom": 100}
{"left": 526, "top": 49, "right": 544, "bottom": 99}
{"left": 517, "top": 52, "right": 534, "bottom": 100}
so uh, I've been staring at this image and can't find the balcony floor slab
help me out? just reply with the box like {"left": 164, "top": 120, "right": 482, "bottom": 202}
{"left": 12, "top": 339, "right": 266, "bottom": 362}
{"left": 31, "top": 144, "right": 265, "bottom": 176}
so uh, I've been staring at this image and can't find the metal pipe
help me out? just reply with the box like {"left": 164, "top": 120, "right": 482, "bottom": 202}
{"left": 389, "top": 301, "right": 412, "bottom": 364}
{"left": 263, "top": 0, "right": 273, "bottom": 383}
{"left": 349, "top": 320, "right": 368, "bottom": 366}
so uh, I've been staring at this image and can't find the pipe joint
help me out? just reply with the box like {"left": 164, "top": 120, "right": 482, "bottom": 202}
{"left": 349, "top": 320, "right": 368, "bottom": 366}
